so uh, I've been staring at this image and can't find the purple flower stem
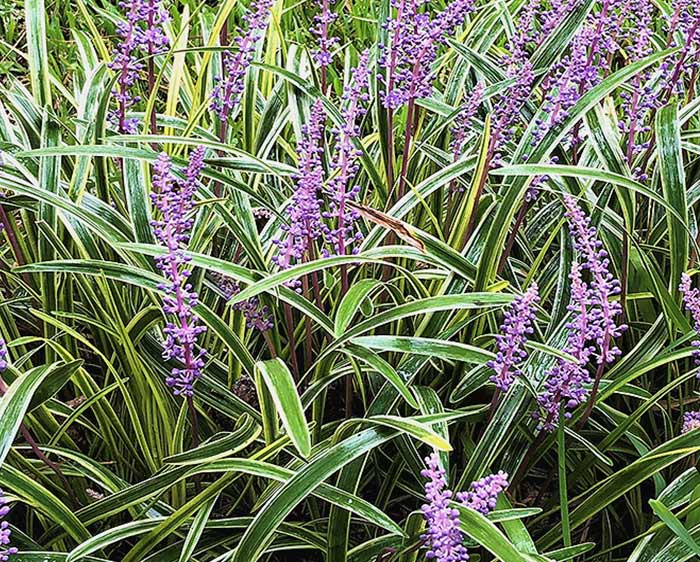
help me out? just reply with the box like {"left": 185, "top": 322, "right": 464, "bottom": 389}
{"left": 485, "top": 388, "right": 502, "bottom": 427}
{"left": 0, "top": 205, "right": 31, "bottom": 287}
{"left": 320, "top": 0, "right": 330, "bottom": 93}
{"left": 510, "top": 428, "right": 548, "bottom": 488}
{"left": 214, "top": 120, "right": 228, "bottom": 199}
{"left": 147, "top": 0, "right": 158, "bottom": 139}
{"left": 691, "top": 235, "right": 700, "bottom": 268}
{"left": 383, "top": 0, "right": 405, "bottom": 195}
{"left": 213, "top": 22, "right": 230, "bottom": 200}
{"left": 283, "top": 303, "right": 301, "bottom": 380}
{"left": 619, "top": 74, "right": 637, "bottom": 313}
{"left": 306, "top": 237, "right": 324, "bottom": 311}
{"left": 621, "top": 239, "right": 629, "bottom": 310}
{"left": 688, "top": 68, "right": 699, "bottom": 103}
{"left": 396, "top": 98, "right": 417, "bottom": 200}
{"left": 263, "top": 331, "right": 278, "bottom": 358}
{"left": 115, "top": 9, "right": 139, "bottom": 134}
{"left": 302, "top": 275, "right": 314, "bottom": 369}
{"left": 633, "top": 9, "right": 696, "bottom": 176}
{"left": 666, "top": 22, "right": 700, "bottom": 102}
{"left": 386, "top": 110, "right": 395, "bottom": 195}
{"left": 187, "top": 394, "right": 202, "bottom": 493}
{"left": 575, "top": 333, "right": 610, "bottom": 430}
{"left": 497, "top": 200, "right": 530, "bottom": 275}
{"left": 570, "top": 0, "right": 612, "bottom": 162}
{"left": 626, "top": 86, "right": 642, "bottom": 166}
{"left": 396, "top": 38, "right": 434, "bottom": 200}
{"left": 373, "top": 547, "right": 398, "bottom": 562}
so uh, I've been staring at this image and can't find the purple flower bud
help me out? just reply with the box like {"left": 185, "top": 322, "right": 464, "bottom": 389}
{"left": 420, "top": 453, "right": 470, "bottom": 562}
{"left": 456, "top": 471, "right": 509, "bottom": 515}
{"left": 488, "top": 284, "right": 539, "bottom": 392}
{"left": 683, "top": 411, "right": 700, "bottom": 433}
{"left": 0, "top": 490, "right": 16, "bottom": 562}
{"left": 150, "top": 148, "right": 208, "bottom": 396}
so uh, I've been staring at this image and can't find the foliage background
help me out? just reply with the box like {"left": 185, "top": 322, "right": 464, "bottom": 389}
{"left": 0, "top": 0, "right": 699, "bottom": 560}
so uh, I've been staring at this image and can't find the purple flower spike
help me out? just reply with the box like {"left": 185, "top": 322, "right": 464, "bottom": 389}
{"left": 563, "top": 196, "right": 626, "bottom": 365}
{"left": 142, "top": 0, "right": 170, "bottom": 56}
{"left": 421, "top": 454, "right": 470, "bottom": 562}
{"left": 456, "top": 471, "right": 509, "bottom": 515}
{"left": 109, "top": 0, "right": 147, "bottom": 133}
{"left": 420, "top": 454, "right": 509, "bottom": 561}
{"left": 488, "top": 283, "right": 539, "bottom": 393}
{"left": 214, "top": 273, "right": 273, "bottom": 332}
{"left": 659, "top": 1, "right": 700, "bottom": 100}
{"left": 322, "top": 50, "right": 371, "bottom": 257}
{"left": 680, "top": 272, "right": 700, "bottom": 369}
{"left": 0, "top": 490, "right": 17, "bottom": 562}
{"left": 211, "top": 0, "right": 274, "bottom": 122}
{"left": 617, "top": 0, "right": 656, "bottom": 166}
{"left": 150, "top": 148, "right": 208, "bottom": 396}
{"left": 541, "top": 0, "right": 581, "bottom": 40}
{"left": 536, "top": 198, "right": 626, "bottom": 430}
{"left": 535, "top": 0, "right": 626, "bottom": 144}
{"left": 312, "top": 0, "right": 338, "bottom": 68}
{"left": 536, "top": 262, "right": 595, "bottom": 430}
{"left": 380, "top": 0, "right": 475, "bottom": 110}
{"left": 274, "top": 100, "right": 326, "bottom": 269}
{"left": 108, "top": 0, "right": 169, "bottom": 132}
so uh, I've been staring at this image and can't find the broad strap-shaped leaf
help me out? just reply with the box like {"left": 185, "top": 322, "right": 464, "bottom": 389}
{"left": 539, "top": 431, "right": 700, "bottom": 548}
{"left": 455, "top": 504, "right": 547, "bottom": 562}
{"left": 352, "top": 335, "right": 493, "bottom": 364}
{"left": 255, "top": 359, "right": 311, "bottom": 458}
{"left": 656, "top": 103, "right": 688, "bottom": 297}
{"left": 178, "top": 494, "right": 219, "bottom": 562}
{"left": 368, "top": 415, "right": 452, "bottom": 451}
{"left": 649, "top": 499, "right": 700, "bottom": 557}
{"left": 343, "top": 344, "right": 419, "bottom": 409}
{"left": 231, "top": 427, "right": 398, "bottom": 562}
{"left": 163, "top": 414, "right": 261, "bottom": 465}
{"left": 1, "top": 464, "right": 91, "bottom": 543}
{"left": 335, "top": 280, "right": 380, "bottom": 336}
{"left": 0, "top": 362, "right": 68, "bottom": 466}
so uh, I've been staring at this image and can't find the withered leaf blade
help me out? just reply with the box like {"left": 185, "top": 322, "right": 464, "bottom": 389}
{"left": 349, "top": 201, "right": 425, "bottom": 252}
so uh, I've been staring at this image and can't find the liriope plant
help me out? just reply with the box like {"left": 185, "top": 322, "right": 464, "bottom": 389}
{"left": 0, "top": 0, "right": 700, "bottom": 560}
